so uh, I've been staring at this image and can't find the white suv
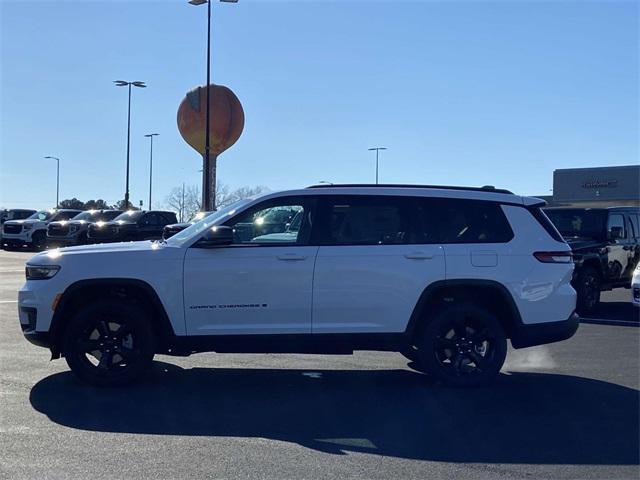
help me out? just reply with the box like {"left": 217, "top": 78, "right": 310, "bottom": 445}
{"left": 18, "top": 185, "right": 578, "bottom": 387}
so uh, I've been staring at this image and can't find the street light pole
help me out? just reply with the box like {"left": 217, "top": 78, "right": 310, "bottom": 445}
{"left": 44, "top": 156, "right": 60, "bottom": 207}
{"left": 368, "top": 147, "right": 387, "bottom": 184}
{"left": 114, "top": 80, "right": 146, "bottom": 208}
{"left": 188, "top": 0, "right": 238, "bottom": 211}
{"left": 144, "top": 133, "right": 159, "bottom": 209}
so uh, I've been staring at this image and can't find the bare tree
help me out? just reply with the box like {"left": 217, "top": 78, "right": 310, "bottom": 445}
{"left": 217, "top": 184, "right": 269, "bottom": 208}
{"left": 165, "top": 184, "right": 201, "bottom": 222}
{"left": 165, "top": 183, "right": 269, "bottom": 221}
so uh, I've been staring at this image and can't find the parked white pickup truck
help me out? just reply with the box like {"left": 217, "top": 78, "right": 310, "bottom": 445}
{"left": 2, "top": 209, "right": 82, "bottom": 251}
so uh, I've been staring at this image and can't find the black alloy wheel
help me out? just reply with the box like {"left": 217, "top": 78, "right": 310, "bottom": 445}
{"left": 64, "top": 301, "right": 155, "bottom": 387}
{"left": 417, "top": 304, "right": 507, "bottom": 387}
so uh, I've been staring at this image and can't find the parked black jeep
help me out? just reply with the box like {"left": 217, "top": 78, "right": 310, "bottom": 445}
{"left": 87, "top": 210, "right": 178, "bottom": 243}
{"left": 545, "top": 207, "right": 640, "bottom": 314}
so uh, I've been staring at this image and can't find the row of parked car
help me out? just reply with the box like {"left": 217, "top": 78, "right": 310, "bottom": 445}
{"left": 0, "top": 208, "right": 206, "bottom": 251}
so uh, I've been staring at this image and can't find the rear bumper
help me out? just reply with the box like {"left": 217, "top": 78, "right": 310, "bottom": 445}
{"left": 510, "top": 313, "right": 579, "bottom": 349}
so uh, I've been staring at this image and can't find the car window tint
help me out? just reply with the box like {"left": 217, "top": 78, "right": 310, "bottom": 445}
{"left": 419, "top": 198, "right": 513, "bottom": 244}
{"left": 607, "top": 214, "right": 626, "bottom": 239}
{"left": 318, "top": 196, "right": 413, "bottom": 245}
{"left": 227, "top": 201, "right": 306, "bottom": 244}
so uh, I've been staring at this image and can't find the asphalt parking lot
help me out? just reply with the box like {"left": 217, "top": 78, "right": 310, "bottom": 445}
{"left": 0, "top": 249, "right": 638, "bottom": 480}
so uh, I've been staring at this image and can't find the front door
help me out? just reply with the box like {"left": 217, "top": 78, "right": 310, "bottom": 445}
{"left": 183, "top": 197, "right": 317, "bottom": 335}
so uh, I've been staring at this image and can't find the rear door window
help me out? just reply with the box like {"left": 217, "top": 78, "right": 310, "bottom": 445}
{"left": 314, "top": 196, "right": 417, "bottom": 245}
{"left": 417, "top": 198, "right": 514, "bottom": 244}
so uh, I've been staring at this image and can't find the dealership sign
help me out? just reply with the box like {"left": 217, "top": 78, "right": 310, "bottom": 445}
{"left": 582, "top": 180, "right": 619, "bottom": 189}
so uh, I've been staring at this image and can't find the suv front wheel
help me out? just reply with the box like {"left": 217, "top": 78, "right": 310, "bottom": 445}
{"left": 63, "top": 300, "right": 156, "bottom": 387}
{"left": 414, "top": 304, "right": 507, "bottom": 387}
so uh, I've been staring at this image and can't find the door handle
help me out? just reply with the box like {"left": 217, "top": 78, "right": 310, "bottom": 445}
{"left": 404, "top": 252, "right": 434, "bottom": 260}
{"left": 277, "top": 254, "right": 307, "bottom": 261}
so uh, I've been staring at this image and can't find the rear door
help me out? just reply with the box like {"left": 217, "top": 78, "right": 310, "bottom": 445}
{"left": 419, "top": 198, "right": 515, "bottom": 279}
{"left": 311, "top": 195, "right": 445, "bottom": 333}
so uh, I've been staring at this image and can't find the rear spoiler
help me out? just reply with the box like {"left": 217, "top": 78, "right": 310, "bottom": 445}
{"left": 522, "top": 196, "right": 547, "bottom": 207}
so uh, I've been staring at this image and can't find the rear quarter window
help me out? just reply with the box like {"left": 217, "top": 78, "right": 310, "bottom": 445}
{"left": 418, "top": 198, "right": 514, "bottom": 244}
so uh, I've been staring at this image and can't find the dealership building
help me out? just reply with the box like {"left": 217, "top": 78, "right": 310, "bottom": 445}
{"left": 537, "top": 165, "right": 640, "bottom": 208}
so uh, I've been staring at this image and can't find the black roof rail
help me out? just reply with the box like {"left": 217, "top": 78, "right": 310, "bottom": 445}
{"left": 305, "top": 183, "right": 514, "bottom": 195}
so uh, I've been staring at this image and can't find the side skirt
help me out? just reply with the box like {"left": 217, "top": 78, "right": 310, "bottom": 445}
{"left": 164, "top": 333, "right": 410, "bottom": 356}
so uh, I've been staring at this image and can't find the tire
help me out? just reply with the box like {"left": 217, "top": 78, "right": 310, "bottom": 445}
{"left": 63, "top": 300, "right": 156, "bottom": 387}
{"left": 415, "top": 304, "right": 507, "bottom": 387}
{"left": 575, "top": 266, "right": 601, "bottom": 315}
{"left": 31, "top": 231, "right": 46, "bottom": 251}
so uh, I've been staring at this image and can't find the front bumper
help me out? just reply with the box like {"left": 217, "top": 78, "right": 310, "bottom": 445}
{"left": 510, "top": 313, "right": 580, "bottom": 349}
{"left": 19, "top": 305, "right": 52, "bottom": 348}
{"left": 2, "top": 236, "right": 31, "bottom": 247}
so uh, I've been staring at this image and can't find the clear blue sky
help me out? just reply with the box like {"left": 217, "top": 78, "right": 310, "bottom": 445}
{"left": 1, "top": 0, "right": 638, "bottom": 210}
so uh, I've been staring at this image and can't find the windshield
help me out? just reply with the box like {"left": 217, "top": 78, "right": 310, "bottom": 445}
{"left": 71, "top": 211, "right": 99, "bottom": 221}
{"left": 545, "top": 209, "right": 606, "bottom": 239}
{"left": 188, "top": 211, "right": 214, "bottom": 223}
{"left": 113, "top": 210, "right": 145, "bottom": 222}
{"left": 27, "top": 210, "right": 55, "bottom": 221}
{"left": 166, "top": 200, "right": 252, "bottom": 246}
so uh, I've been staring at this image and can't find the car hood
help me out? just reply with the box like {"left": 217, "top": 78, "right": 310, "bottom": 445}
{"left": 31, "top": 240, "right": 163, "bottom": 259}
{"left": 27, "top": 240, "right": 182, "bottom": 268}
{"left": 564, "top": 237, "right": 606, "bottom": 252}
{"left": 91, "top": 221, "right": 135, "bottom": 228}
{"left": 166, "top": 222, "right": 190, "bottom": 229}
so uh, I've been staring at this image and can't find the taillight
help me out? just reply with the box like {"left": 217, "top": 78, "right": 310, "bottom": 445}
{"left": 533, "top": 251, "right": 573, "bottom": 263}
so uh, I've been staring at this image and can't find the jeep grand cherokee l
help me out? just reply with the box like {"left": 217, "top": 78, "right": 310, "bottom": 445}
{"left": 19, "top": 185, "right": 578, "bottom": 387}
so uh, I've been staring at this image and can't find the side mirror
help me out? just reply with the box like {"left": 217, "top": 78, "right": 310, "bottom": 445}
{"left": 609, "top": 226, "right": 623, "bottom": 240}
{"left": 197, "top": 225, "right": 234, "bottom": 247}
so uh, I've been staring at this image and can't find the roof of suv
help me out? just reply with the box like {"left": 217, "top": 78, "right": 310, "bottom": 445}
{"left": 307, "top": 183, "right": 514, "bottom": 195}
{"left": 545, "top": 207, "right": 640, "bottom": 212}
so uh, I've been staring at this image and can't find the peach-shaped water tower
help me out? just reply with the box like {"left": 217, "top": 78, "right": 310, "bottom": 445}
{"left": 177, "top": 84, "right": 244, "bottom": 210}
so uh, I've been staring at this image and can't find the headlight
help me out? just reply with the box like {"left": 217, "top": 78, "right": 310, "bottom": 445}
{"left": 25, "top": 265, "right": 61, "bottom": 280}
{"left": 23, "top": 224, "right": 33, "bottom": 230}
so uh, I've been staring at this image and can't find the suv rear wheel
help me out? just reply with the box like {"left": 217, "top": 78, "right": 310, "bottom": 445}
{"left": 63, "top": 300, "right": 155, "bottom": 387}
{"left": 414, "top": 304, "right": 507, "bottom": 387}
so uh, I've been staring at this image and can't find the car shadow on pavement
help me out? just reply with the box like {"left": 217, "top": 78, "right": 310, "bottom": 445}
{"left": 581, "top": 301, "right": 639, "bottom": 326}
{"left": 30, "top": 363, "right": 639, "bottom": 465}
